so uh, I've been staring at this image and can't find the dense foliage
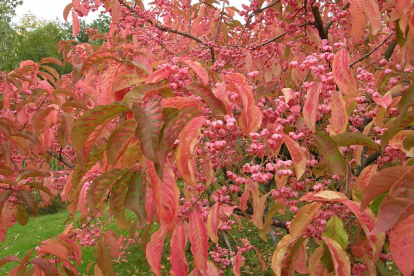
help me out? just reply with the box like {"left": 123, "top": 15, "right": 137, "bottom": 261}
{"left": 1, "top": 0, "right": 414, "bottom": 275}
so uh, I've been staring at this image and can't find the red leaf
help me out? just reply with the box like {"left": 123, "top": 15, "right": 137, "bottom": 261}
{"left": 133, "top": 99, "right": 163, "bottom": 163}
{"left": 186, "top": 83, "right": 227, "bottom": 115}
{"left": 72, "top": 12, "right": 80, "bottom": 37}
{"left": 353, "top": 164, "right": 377, "bottom": 200}
{"left": 308, "top": 247, "right": 326, "bottom": 276}
{"left": 303, "top": 83, "right": 321, "bottom": 132}
{"left": 349, "top": 0, "right": 364, "bottom": 40}
{"left": 146, "top": 229, "right": 165, "bottom": 276}
{"left": 38, "top": 243, "right": 69, "bottom": 260}
{"left": 206, "top": 202, "right": 220, "bottom": 243}
{"left": 329, "top": 91, "right": 348, "bottom": 135}
{"left": 361, "top": 166, "right": 413, "bottom": 211}
{"left": 381, "top": 111, "right": 414, "bottom": 151}
{"left": 161, "top": 96, "right": 200, "bottom": 110}
{"left": 370, "top": 166, "right": 414, "bottom": 234}
{"left": 289, "top": 202, "right": 323, "bottom": 238}
{"left": 271, "top": 234, "right": 305, "bottom": 276}
{"left": 225, "top": 74, "right": 262, "bottom": 135}
{"left": 158, "top": 107, "right": 199, "bottom": 167}
{"left": 112, "top": 0, "right": 121, "bottom": 23}
{"left": 361, "top": 0, "right": 381, "bottom": 35}
{"left": 281, "top": 133, "right": 307, "bottom": 179}
{"left": 124, "top": 171, "right": 147, "bottom": 227}
{"left": 250, "top": 181, "right": 274, "bottom": 229}
{"left": 390, "top": 214, "right": 414, "bottom": 276}
{"left": 17, "top": 190, "right": 38, "bottom": 217}
{"left": 170, "top": 222, "right": 189, "bottom": 276}
{"left": 30, "top": 258, "right": 59, "bottom": 276}
{"left": 106, "top": 119, "right": 136, "bottom": 166}
{"left": 0, "top": 256, "right": 19, "bottom": 267}
{"left": 233, "top": 249, "right": 244, "bottom": 276}
{"left": 179, "top": 58, "right": 209, "bottom": 85}
{"left": 176, "top": 116, "right": 205, "bottom": 187}
{"left": 14, "top": 205, "right": 29, "bottom": 226}
{"left": 189, "top": 212, "right": 208, "bottom": 271}
{"left": 109, "top": 172, "right": 131, "bottom": 225}
{"left": 332, "top": 48, "right": 359, "bottom": 96}
{"left": 147, "top": 162, "right": 180, "bottom": 233}
{"left": 94, "top": 240, "right": 112, "bottom": 275}
{"left": 72, "top": 103, "right": 130, "bottom": 168}
{"left": 87, "top": 169, "right": 128, "bottom": 210}
{"left": 321, "top": 237, "right": 351, "bottom": 276}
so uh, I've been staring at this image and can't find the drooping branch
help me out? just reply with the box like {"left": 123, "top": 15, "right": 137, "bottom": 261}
{"left": 46, "top": 149, "right": 74, "bottom": 169}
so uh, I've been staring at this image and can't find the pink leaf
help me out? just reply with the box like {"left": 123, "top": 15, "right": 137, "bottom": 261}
{"left": 303, "top": 83, "right": 321, "bottom": 132}
{"left": 189, "top": 212, "right": 208, "bottom": 271}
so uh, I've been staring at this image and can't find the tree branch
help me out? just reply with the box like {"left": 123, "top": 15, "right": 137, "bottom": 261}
{"left": 350, "top": 32, "right": 394, "bottom": 67}
{"left": 119, "top": 0, "right": 216, "bottom": 60}
{"left": 253, "top": 23, "right": 310, "bottom": 49}
{"left": 46, "top": 149, "right": 74, "bottom": 169}
{"left": 234, "top": 0, "right": 282, "bottom": 47}
{"left": 311, "top": 5, "right": 327, "bottom": 40}
{"left": 213, "top": 0, "right": 226, "bottom": 43}
{"left": 324, "top": 3, "right": 350, "bottom": 34}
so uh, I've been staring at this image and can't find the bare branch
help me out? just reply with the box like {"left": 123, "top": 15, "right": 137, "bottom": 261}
{"left": 46, "top": 149, "right": 74, "bottom": 169}
{"left": 213, "top": 0, "right": 226, "bottom": 43}
{"left": 311, "top": 5, "right": 327, "bottom": 40}
{"left": 350, "top": 32, "right": 394, "bottom": 67}
{"left": 324, "top": 3, "right": 350, "bottom": 34}
{"left": 234, "top": 0, "right": 282, "bottom": 47}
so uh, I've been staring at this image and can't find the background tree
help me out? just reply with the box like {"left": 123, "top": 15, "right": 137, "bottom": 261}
{"left": 0, "top": 0, "right": 22, "bottom": 70}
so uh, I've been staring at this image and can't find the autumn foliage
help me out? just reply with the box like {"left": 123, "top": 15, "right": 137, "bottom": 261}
{"left": 1, "top": 0, "right": 414, "bottom": 275}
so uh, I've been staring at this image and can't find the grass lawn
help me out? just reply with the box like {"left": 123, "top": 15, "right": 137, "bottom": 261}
{"left": 0, "top": 207, "right": 287, "bottom": 275}
{"left": 0, "top": 207, "right": 398, "bottom": 275}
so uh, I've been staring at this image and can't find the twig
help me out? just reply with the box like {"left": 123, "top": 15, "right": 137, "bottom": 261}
{"left": 213, "top": 0, "right": 226, "bottom": 43}
{"left": 46, "top": 149, "right": 74, "bottom": 169}
{"left": 234, "top": 0, "right": 282, "bottom": 47}
{"left": 350, "top": 33, "right": 394, "bottom": 67}
{"left": 220, "top": 230, "right": 234, "bottom": 265}
{"left": 253, "top": 23, "right": 310, "bottom": 49}
{"left": 324, "top": 3, "right": 350, "bottom": 34}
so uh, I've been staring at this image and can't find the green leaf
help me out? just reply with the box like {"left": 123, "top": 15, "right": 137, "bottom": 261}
{"left": 403, "top": 132, "right": 414, "bottom": 150}
{"left": 132, "top": 99, "right": 163, "bottom": 163}
{"left": 322, "top": 215, "right": 348, "bottom": 251}
{"left": 370, "top": 191, "right": 388, "bottom": 216}
{"left": 186, "top": 83, "right": 226, "bottom": 115}
{"left": 124, "top": 171, "right": 147, "bottom": 227}
{"left": 123, "top": 83, "right": 164, "bottom": 103}
{"left": 332, "top": 132, "right": 378, "bottom": 150}
{"left": 109, "top": 172, "right": 132, "bottom": 225}
{"left": 381, "top": 111, "right": 414, "bottom": 151}
{"left": 17, "top": 190, "right": 38, "bottom": 217}
{"left": 14, "top": 205, "right": 29, "bottom": 226}
{"left": 87, "top": 169, "right": 129, "bottom": 210}
{"left": 71, "top": 103, "right": 130, "bottom": 168}
{"left": 398, "top": 84, "right": 414, "bottom": 114}
{"left": 106, "top": 119, "right": 136, "bottom": 166}
{"left": 311, "top": 132, "right": 347, "bottom": 176}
